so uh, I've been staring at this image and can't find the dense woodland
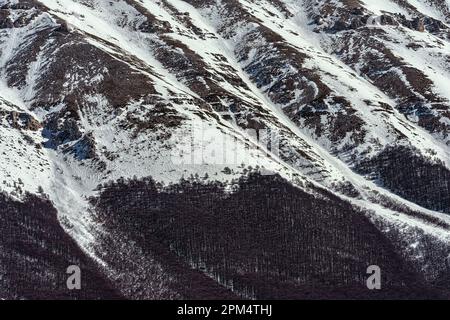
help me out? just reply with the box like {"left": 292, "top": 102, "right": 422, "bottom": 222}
{"left": 1, "top": 172, "right": 447, "bottom": 299}
{"left": 0, "top": 193, "right": 121, "bottom": 299}
{"left": 357, "top": 146, "right": 450, "bottom": 214}
{"left": 93, "top": 173, "right": 443, "bottom": 299}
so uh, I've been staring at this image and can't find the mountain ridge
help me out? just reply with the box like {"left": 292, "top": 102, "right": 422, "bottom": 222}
{"left": 0, "top": 0, "right": 449, "bottom": 299}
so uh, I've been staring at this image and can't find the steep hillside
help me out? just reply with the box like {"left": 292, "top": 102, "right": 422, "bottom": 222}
{"left": 0, "top": 0, "right": 449, "bottom": 299}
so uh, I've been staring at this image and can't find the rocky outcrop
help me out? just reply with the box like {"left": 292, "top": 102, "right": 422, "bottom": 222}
{"left": 0, "top": 110, "right": 41, "bottom": 131}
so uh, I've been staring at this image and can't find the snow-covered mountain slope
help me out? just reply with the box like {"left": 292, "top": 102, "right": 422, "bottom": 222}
{"left": 0, "top": 0, "right": 449, "bottom": 299}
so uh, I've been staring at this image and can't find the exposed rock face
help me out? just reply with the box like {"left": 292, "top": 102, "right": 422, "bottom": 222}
{"left": 0, "top": 109, "right": 41, "bottom": 131}
{"left": 0, "top": 0, "right": 449, "bottom": 299}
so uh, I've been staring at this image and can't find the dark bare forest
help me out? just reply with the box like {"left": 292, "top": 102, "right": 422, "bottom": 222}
{"left": 0, "top": 193, "right": 122, "bottom": 299}
{"left": 92, "top": 173, "right": 444, "bottom": 299}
